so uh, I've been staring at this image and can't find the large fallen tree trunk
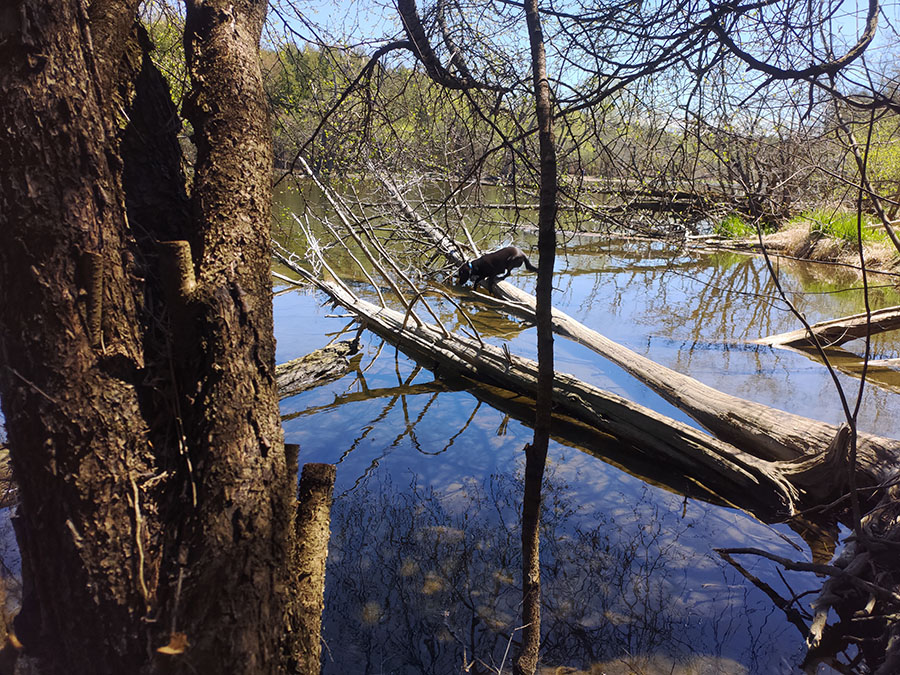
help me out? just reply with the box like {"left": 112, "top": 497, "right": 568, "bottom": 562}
{"left": 379, "top": 186, "right": 900, "bottom": 478}
{"left": 472, "top": 285, "right": 900, "bottom": 473}
{"left": 277, "top": 261, "right": 835, "bottom": 515}
{"left": 279, "top": 179, "right": 900, "bottom": 671}
{"left": 756, "top": 305, "right": 900, "bottom": 348}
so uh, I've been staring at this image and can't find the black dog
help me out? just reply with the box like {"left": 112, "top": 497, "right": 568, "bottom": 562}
{"left": 457, "top": 246, "right": 538, "bottom": 291}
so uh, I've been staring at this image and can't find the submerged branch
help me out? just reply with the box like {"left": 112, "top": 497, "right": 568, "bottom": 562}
{"left": 276, "top": 340, "right": 361, "bottom": 399}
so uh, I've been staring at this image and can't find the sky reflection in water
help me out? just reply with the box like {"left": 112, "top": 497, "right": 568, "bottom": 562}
{"left": 276, "top": 239, "right": 900, "bottom": 674}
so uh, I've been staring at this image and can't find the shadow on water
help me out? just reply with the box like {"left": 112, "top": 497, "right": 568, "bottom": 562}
{"left": 279, "top": 330, "right": 844, "bottom": 672}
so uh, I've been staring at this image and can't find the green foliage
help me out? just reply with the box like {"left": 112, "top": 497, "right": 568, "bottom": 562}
{"left": 793, "top": 209, "right": 887, "bottom": 244}
{"left": 143, "top": 11, "right": 188, "bottom": 107}
{"left": 859, "top": 117, "right": 900, "bottom": 185}
{"left": 713, "top": 214, "right": 772, "bottom": 238}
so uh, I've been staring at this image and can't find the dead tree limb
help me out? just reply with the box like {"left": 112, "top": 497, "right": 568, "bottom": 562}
{"left": 275, "top": 340, "right": 360, "bottom": 399}
{"left": 279, "top": 260, "right": 800, "bottom": 514}
{"left": 756, "top": 305, "right": 900, "bottom": 348}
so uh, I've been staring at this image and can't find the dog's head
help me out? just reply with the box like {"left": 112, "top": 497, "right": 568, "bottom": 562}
{"left": 457, "top": 262, "right": 471, "bottom": 285}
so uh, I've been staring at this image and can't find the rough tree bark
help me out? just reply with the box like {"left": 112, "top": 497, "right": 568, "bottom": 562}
{"left": 0, "top": 2, "right": 307, "bottom": 672}
{"left": 0, "top": 2, "right": 158, "bottom": 670}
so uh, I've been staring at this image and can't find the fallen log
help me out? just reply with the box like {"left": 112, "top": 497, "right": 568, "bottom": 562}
{"left": 755, "top": 305, "right": 900, "bottom": 348}
{"left": 284, "top": 372, "right": 738, "bottom": 509}
{"left": 281, "top": 380, "right": 451, "bottom": 421}
{"left": 447, "top": 266, "right": 900, "bottom": 484}
{"left": 280, "top": 263, "right": 803, "bottom": 514}
{"left": 275, "top": 340, "right": 360, "bottom": 399}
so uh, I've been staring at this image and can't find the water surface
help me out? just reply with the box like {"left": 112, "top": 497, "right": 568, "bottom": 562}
{"left": 276, "top": 227, "right": 900, "bottom": 673}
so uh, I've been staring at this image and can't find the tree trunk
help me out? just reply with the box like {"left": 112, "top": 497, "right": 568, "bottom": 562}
{"left": 756, "top": 305, "right": 900, "bottom": 348}
{"left": 0, "top": 2, "right": 306, "bottom": 672}
{"left": 279, "top": 268, "right": 801, "bottom": 510}
{"left": 0, "top": 2, "right": 157, "bottom": 669}
{"left": 379, "top": 187, "right": 900, "bottom": 474}
{"left": 294, "top": 463, "right": 337, "bottom": 673}
{"left": 518, "top": 0, "right": 558, "bottom": 672}
{"left": 166, "top": 3, "right": 298, "bottom": 670}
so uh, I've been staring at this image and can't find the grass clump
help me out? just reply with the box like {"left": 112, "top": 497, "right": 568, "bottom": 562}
{"left": 795, "top": 209, "right": 888, "bottom": 244}
{"left": 713, "top": 214, "right": 773, "bottom": 238}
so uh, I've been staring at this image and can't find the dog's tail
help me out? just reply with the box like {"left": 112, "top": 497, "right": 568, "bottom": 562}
{"left": 523, "top": 255, "right": 538, "bottom": 272}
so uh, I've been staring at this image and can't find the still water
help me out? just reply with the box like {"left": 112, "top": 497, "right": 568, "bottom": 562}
{"left": 275, "top": 223, "right": 900, "bottom": 673}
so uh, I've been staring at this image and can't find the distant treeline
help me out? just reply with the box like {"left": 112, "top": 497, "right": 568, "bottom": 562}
{"left": 146, "top": 17, "right": 900, "bottom": 225}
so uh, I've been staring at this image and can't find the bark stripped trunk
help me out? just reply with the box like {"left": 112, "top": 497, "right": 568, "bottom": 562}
{"left": 756, "top": 305, "right": 900, "bottom": 348}
{"left": 275, "top": 266, "right": 799, "bottom": 511}
{"left": 0, "top": 1, "right": 304, "bottom": 672}
{"left": 518, "top": 0, "right": 557, "bottom": 672}
{"left": 381, "top": 188, "right": 899, "bottom": 480}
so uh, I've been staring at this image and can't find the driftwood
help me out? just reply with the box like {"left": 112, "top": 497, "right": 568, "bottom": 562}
{"left": 281, "top": 380, "right": 451, "bottom": 422}
{"left": 756, "top": 305, "right": 900, "bottom": 348}
{"left": 280, "top": 366, "right": 799, "bottom": 515}
{"left": 275, "top": 340, "right": 360, "bottom": 399}
{"left": 469, "top": 285, "right": 899, "bottom": 478}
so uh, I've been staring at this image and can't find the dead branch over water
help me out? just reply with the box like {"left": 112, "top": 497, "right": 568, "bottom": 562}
{"left": 277, "top": 259, "right": 798, "bottom": 513}
{"left": 277, "top": 172, "right": 900, "bottom": 502}
{"left": 757, "top": 304, "right": 900, "bottom": 348}
{"left": 381, "top": 181, "right": 900, "bottom": 476}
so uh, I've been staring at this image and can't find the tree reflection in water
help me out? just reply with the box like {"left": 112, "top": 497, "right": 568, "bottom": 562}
{"left": 320, "top": 464, "right": 810, "bottom": 674}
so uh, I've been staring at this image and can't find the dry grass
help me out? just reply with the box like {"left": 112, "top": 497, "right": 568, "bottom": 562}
{"left": 748, "top": 223, "right": 900, "bottom": 274}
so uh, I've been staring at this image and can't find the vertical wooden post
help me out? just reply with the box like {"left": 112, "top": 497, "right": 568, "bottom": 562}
{"left": 158, "top": 240, "right": 196, "bottom": 306}
{"left": 294, "top": 462, "right": 336, "bottom": 673}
